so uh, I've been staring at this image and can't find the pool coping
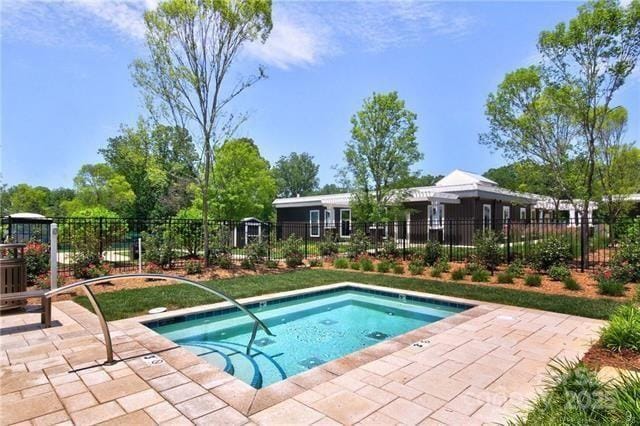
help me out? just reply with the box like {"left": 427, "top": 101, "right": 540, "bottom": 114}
{"left": 116, "top": 282, "right": 490, "bottom": 416}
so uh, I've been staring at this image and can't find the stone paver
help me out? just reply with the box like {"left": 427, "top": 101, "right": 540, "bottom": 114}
{"left": 0, "top": 282, "right": 605, "bottom": 425}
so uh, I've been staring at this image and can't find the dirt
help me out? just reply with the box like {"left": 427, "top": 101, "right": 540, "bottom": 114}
{"left": 582, "top": 345, "right": 640, "bottom": 372}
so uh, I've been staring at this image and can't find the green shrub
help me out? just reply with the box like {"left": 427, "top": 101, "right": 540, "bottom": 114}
{"left": 306, "top": 258, "right": 322, "bottom": 267}
{"left": 347, "top": 230, "right": 370, "bottom": 258}
{"left": 24, "top": 240, "right": 50, "bottom": 284}
{"left": 524, "top": 274, "right": 542, "bottom": 287}
{"left": 600, "top": 304, "right": 640, "bottom": 352}
{"left": 548, "top": 264, "right": 572, "bottom": 281}
{"left": 382, "top": 239, "right": 400, "bottom": 259}
{"left": 408, "top": 261, "right": 424, "bottom": 276}
{"left": 211, "top": 251, "right": 232, "bottom": 269}
{"left": 359, "top": 257, "right": 374, "bottom": 271}
{"left": 144, "top": 262, "right": 163, "bottom": 274}
{"left": 598, "top": 277, "right": 626, "bottom": 297}
{"left": 430, "top": 267, "right": 442, "bottom": 278}
{"left": 465, "top": 262, "right": 482, "bottom": 274}
{"left": 436, "top": 259, "right": 450, "bottom": 272}
{"left": 333, "top": 258, "right": 349, "bottom": 269}
{"left": 563, "top": 277, "right": 581, "bottom": 291}
{"left": 422, "top": 241, "right": 443, "bottom": 266}
{"left": 611, "top": 219, "right": 640, "bottom": 282}
{"left": 609, "top": 372, "right": 640, "bottom": 424}
{"left": 72, "top": 252, "right": 111, "bottom": 279}
{"left": 506, "top": 259, "right": 525, "bottom": 278}
{"left": 184, "top": 260, "right": 202, "bottom": 275}
{"left": 318, "top": 233, "right": 339, "bottom": 256}
{"left": 471, "top": 269, "right": 491, "bottom": 282}
{"left": 473, "top": 230, "right": 504, "bottom": 273}
{"left": 350, "top": 261, "right": 361, "bottom": 270}
{"left": 377, "top": 260, "right": 391, "bottom": 273}
{"left": 393, "top": 264, "right": 405, "bottom": 274}
{"left": 497, "top": 272, "right": 514, "bottom": 284}
{"left": 240, "top": 258, "right": 255, "bottom": 270}
{"left": 265, "top": 259, "right": 280, "bottom": 269}
{"left": 450, "top": 268, "right": 466, "bottom": 280}
{"left": 282, "top": 234, "right": 304, "bottom": 268}
{"left": 245, "top": 242, "right": 267, "bottom": 265}
{"left": 530, "top": 236, "right": 573, "bottom": 271}
{"left": 142, "top": 225, "right": 175, "bottom": 268}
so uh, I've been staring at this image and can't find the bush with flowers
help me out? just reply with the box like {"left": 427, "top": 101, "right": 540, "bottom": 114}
{"left": 71, "top": 251, "right": 111, "bottom": 279}
{"left": 24, "top": 240, "right": 50, "bottom": 284}
{"left": 144, "top": 262, "right": 163, "bottom": 274}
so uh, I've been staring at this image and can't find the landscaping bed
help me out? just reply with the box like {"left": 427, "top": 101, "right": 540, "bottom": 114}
{"left": 583, "top": 345, "right": 640, "bottom": 372}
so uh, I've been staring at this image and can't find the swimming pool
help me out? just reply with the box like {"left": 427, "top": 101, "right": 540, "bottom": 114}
{"left": 146, "top": 286, "right": 470, "bottom": 389}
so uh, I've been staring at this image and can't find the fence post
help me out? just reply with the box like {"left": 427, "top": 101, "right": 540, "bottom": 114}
{"left": 267, "top": 223, "right": 272, "bottom": 261}
{"left": 99, "top": 217, "right": 103, "bottom": 255}
{"left": 168, "top": 217, "right": 173, "bottom": 267}
{"left": 402, "top": 221, "right": 406, "bottom": 260}
{"left": 448, "top": 219, "right": 453, "bottom": 261}
{"left": 304, "top": 223, "right": 308, "bottom": 259}
{"left": 580, "top": 215, "right": 588, "bottom": 272}
{"left": 506, "top": 219, "right": 511, "bottom": 263}
{"left": 50, "top": 223, "right": 58, "bottom": 290}
{"left": 138, "top": 237, "right": 142, "bottom": 273}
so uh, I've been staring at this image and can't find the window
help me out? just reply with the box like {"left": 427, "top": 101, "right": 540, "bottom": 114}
{"left": 309, "top": 210, "right": 320, "bottom": 237}
{"left": 483, "top": 204, "right": 492, "bottom": 230}
{"left": 502, "top": 206, "right": 511, "bottom": 222}
{"left": 520, "top": 208, "right": 527, "bottom": 221}
{"left": 245, "top": 222, "right": 262, "bottom": 245}
{"left": 340, "top": 209, "right": 351, "bottom": 238}
{"left": 324, "top": 209, "right": 334, "bottom": 228}
{"left": 428, "top": 203, "right": 444, "bottom": 229}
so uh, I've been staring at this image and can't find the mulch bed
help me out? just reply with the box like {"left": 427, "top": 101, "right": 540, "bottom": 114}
{"left": 582, "top": 345, "right": 640, "bottom": 372}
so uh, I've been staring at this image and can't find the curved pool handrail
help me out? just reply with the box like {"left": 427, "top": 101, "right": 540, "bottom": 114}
{"left": 45, "top": 273, "right": 274, "bottom": 364}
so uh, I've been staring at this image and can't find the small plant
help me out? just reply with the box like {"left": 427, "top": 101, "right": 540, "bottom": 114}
{"left": 144, "top": 262, "right": 163, "bottom": 274}
{"left": 350, "top": 261, "right": 361, "bottom": 270}
{"left": 473, "top": 230, "right": 503, "bottom": 273}
{"left": 282, "top": 234, "right": 304, "bottom": 268}
{"left": 318, "top": 233, "right": 339, "bottom": 256}
{"left": 524, "top": 274, "right": 542, "bottom": 287}
{"left": 430, "top": 267, "right": 442, "bottom": 278}
{"left": 382, "top": 239, "right": 400, "bottom": 259}
{"left": 245, "top": 242, "right": 268, "bottom": 265}
{"left": 450, "top": 268, "right": 466, "bottom": 280}
{"left": 598, "top": 278, "right": 626, "bottom": 297}
{"left": 377, "top": 259, "right": 391, "bottom": 273}
{"left": 184, "top": 259, "right": 203, "bottom": 275}
{"left": 530, "top": 236, "right": 573, "bottom": 272}
{"left": 610, "top": 372, "right": 640, "bottom": 424}
{"left": 359, "top": 257, "right": 374, "bottom": 271}
{"left": 548, "top": 264, "right": 571, "bottom": 281}
{"left": 347, "top": 229, "right": 370, "bottom": 258}
{"left": 333, "top": 257, "right": 349, "bottom": 269}
{"left": 435, "top": 259, "right": 450, "bottom": 272}
{"left": 265, "top": 259, "right": 280, "bottom": 269}
{"left": 563, "top": 277, "right": 581, "bottom": 291}
{"left": 307, "top": 258, "right": 322, "bottom": 267}
{"left": 422, "top": 241, "right": 442, "bottom": 266}
{"left": 211, "top": 251, "right": 232, "bottom": 269}
{"left": 611, "top": 219, "right": 640, "bottom": 282}
{"left": 465, "top": 262, "right": 482, "bottom": 274}
{"left": 408, "top": 260, "right": 424, "bottom": 276}
{"left": 496, "top": 272, "right": 514, "bottom": 284}
{"left": 600, "top": 304, "right": 640, "bottom": 352}
{"left": 24, "top": 240, "right": 50, "bottom": 284}
{"left": 471, "top": 269, "right": 491, "bottom": 282}
{"left": 506, "top": 259, "right": 525, "bottom": 278}
{"left": 72, "top": 252, "right": 111, "bottom": 279}
{"left": 240, "top": 258, "right": 255, "bottom": 270}
{"left": 393, "top": 263, "right": 405, "bottom": 274}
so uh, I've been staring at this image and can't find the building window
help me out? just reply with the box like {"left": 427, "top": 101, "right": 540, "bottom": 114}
{"left": 520, "top": 208, "right": 527, "bottom": 221}
{"left": 340, "top": 209, "right": 351, "bottom": 238}
{"left": 324, "top": 209, "right": 334, "bottom": 228}
{"left": 309, "top": 210, "right": 320, "bottom": 237}
{"left": 245, "top": 222, "right": 262, "bottom": 246}
{"left": 428, "top": 203, "right": 444, "bottom": 229}
{"left": 483, "top": 204, "right": 492, "bottom": 230}
{"left": 502, "top": 206, "right": 511, "bottom": 222}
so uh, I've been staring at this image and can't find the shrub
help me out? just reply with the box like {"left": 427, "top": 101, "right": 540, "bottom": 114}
{"left": 393, "top": 263, "right": 405, "bottom": 274}
{"left": 548, "top": 264, "right": 572, "bottom": 282}
{"left": 240, "top": 258, "right": 255, "bottom": 270}
{"left": 71, "top": 252, "right": 111, "bottom": 279}
{"left": 471, "top": 269, "right": 490, "bottom": 282}
{"left": 144, "top": 262, "right": 163, "bottom": 274}
{"left": 435, "top": 259, "right": 450, "bottom": 272}
{"left": 359, "top": 257, "right": 374, "bottom": 271}
{"left": 350, "top": 261, "right": 361, "bottom": 270}
{"left": 611, "top": 219, "right": 640, "bottom": 283}
{"left": 266, "top": 259, "right": 280, "bottom": 269}
{"left": 600, "top": 304, "right": 640, "bottom": 352}
{"left": 347, "top": 230, "right": 370, "bottom": 258}
{"left": 430, "top": 267, "right": 442, "bottom": 278}
{"left": 596, "top": 270, "right": 627, "bottom": 296}
{"left": 318, "top": 233, "right": 339, "bottom": 256}
{"left": 333, "top": 258, "right": 349, "bottom": 269}
{"left": 473, "top": 230, "right": 503, "bottom": 273}
{"left": 465, "top": 262, "right": 482, "bottom": 274}
{"left": 524, "top": 274, "right": 542, "bottom": 287}
{"left": 142, "top": 225, "right": 175, "bottom": 268}
{"left": 282, "top": 234, "right": 304, "bottom": 268}
{"left": 408, "top": 261, "right": 424, "bottom": 276}
{"left": 497, "top": 272, "right": 514, "bottom": 284}
{"left": 530, "top": 236, "right": 573, "bottom": 272}
{"left": 563, "top": 277, "right": 581, "bottom": 291}
{"left": 506, "top": 259, "right": 525, "bottom": 278}
{"left": 610, "top": 372, "right": 640, "bottom": 424}
{"left": 184, "top": 260, "right": 202, "bottom": 275}
{"left": 422, "top": 241, "right": 442, "bottom": 266}
{"left": 307, "top": 258, "right": 322, "bottom": 267}
{"left": 24, "top": 240, "right": 49, "bottom": 284}
{"left": 376, "top": 260, "right": 391, "bottom": 273}
{"left": 245, "top": 242, "right": 267, "bottom": 265}
{"left": 382, "top": 239, "right": 400, "bottom": 259}
{"left": 450, "top": 268, "right": 466, "bottom": 280}
{"left": 211, "top": 251, "right": 232, "bottom": 269}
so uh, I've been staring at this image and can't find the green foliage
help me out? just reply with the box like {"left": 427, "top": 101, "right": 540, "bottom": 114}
{"left": 24, "top": 241, "right": 49, "bottom": 284}
{"left": 612, "top": 219, "right": 640, "bottom": 282}
{"left": 184, "top": 260, "right": 202, "bottom": 275}
{"left": 563, "top": 277, "right": 581, "bottom": 291}
{"left": 422, "top": 241, "right": 443, "bottom": 266}
{"left": 430, "top": 267, "right": 442, "bottom": 278}
{"left": 343, "top": 91, "right": 422, "bottom": 221}
{"left": 497, "top": 272, "right": 514, "bottom": 284}
{"left": 473, "top": 230, "right": 503, "bottom": 272}
{"left": 548, "top": 264, "right": 572, "bottom": 281}
{"left": 142, "top": 223, "right": 175, "bottom": 268}
{"left": 333, "top": 258, "right": 349, "bottom": 269}
{"left": 306, "top": 258, "right": 321, "bottom": 268}
{"left": 173, "top": 208, "right": 203, "bottom": 256}
{"left": 359, "top": 257, "right": 374, "bottom": 272}
{"left": 349, "top": 261, "right": 360, "bottom": 270}
{"left": 265, "top": 259, "right": 279, "bottom": 269}
{"left": 465, "top": 262, "right": 482, "bottom": 274}
{"left": 240, "top": 258, "right": 255, "bottom": 270}
{"left": 382, "top": 239, "right": 400, "bottom": 259}
{"left": 318, "top": 233, "right": 339, "bottom": 256}
{"left": 609, "top": 372, "right": 640, "bottom": 424}
{"left": 392, "top": 263, "right": 405, "bottom": 274}
{"left": 525, "top": 274, "right": 542, "bottom": 287}
{"left": 597, "top": 275, "right": 626, "bottom": 297}
{"left": 346, "top": 229, "right": 370, "bottom": 258}
{"left": 144, "top": 262, "right": 163, "bottom": 274}
{"left": 471, "top": 269, "right": 491, "bottom": 282}
{"left": 530, "top": 236, "right": 573, "bottom": 271}
{"left": 282, "top": 234, "right": 304, "bottom": 268}
{"left": 450, "top": 268, "right": 466, "bottom": 280}
{"left": 245, "top": 241, "right": 267, "bottom": 265}
{"left": 273, "top": 152, "right": 319, "bottom": 198}
{"left": 408, "top": 261, "right": 424, "bottom": 276}
{"left": 210, "top": 252, "right": 232, "bottom": 269}
{"left": 506, "top": 259, "right": 525, "bottom": 278}
{"left": 64, "top": 163, "right": 135, "bottom": 216}
{"left": 600, "top": 304, "right": 640, "bottom": 352}
{"left": 436, "top": 259, "right": 450, "bottom": 272}
{"left": 71, "top": 252, "right": 111, "bottom": 279}
{"left": 376, "top": 259, "right": 391, "bottom": 273}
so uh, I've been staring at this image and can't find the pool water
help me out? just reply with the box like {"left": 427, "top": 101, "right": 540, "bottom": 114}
{"left": 147, "top": 287, "right": 468, "bottom": 389}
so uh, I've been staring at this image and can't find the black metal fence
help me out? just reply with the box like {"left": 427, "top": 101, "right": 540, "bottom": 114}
{"left": 1, "top": 216, "right": 632, "bottom": 276}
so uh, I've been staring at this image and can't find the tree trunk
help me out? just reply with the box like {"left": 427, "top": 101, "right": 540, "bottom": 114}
{"left": 203, "top": 139, "right": 211, "bottom": 266}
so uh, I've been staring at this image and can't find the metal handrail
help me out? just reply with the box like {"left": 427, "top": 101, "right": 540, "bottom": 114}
{"left": 45, "top": 273, "right": 274, "bottom": 365}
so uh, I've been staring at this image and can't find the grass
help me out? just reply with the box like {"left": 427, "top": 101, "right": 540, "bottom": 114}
{"left": 600, "top": 304, "right": 640, "bottom": 352}
{"left": 525, "top": 274, "right": 542, "bottom": 287}
{"left": 73, "top": 269, "right": 624, "bottom": 321}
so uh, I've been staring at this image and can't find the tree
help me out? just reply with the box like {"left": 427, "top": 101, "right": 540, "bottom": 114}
{"left": 342, "top": 91, "right": 422, "bottom": 221}
{"left": 132, "top": 0, "right": 272, "bottom": 264}
{"left": 401, "top": 173, "right": 444, "bottom": 188}
{"left": 273, "top": 152, "right": 319, "bottom": 197}
{"left": 63, "top": 164, "right": 134, "bottom": 216}
{"left": 6, "top": 184, "right": 51, "bottom": 214}
{"left": 314, "top": 184, "right": 347, "bottom": 195}
{"left": 209, "top": 138, "right": 276, "bottom": 220}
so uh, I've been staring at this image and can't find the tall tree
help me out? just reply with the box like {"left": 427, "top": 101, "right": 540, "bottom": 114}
{"left": 6, "top": 184, "right": 51, "bottom": 215}
{"left": 63, "top": 164, "right": 134, "bottom": 216}
{"left": 132, "top": 0, "right": 272, "bottom": 263}
{"left": 342, "top": 91, "right": 422, "bottom": 221}
{"left": 273, "top": 152, "right": 319, "bottom": 197}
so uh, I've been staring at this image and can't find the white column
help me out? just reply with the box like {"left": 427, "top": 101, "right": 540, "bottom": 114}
{"left": 50, "top": 223, "right": 58, "bottom": 290}
{"left": 406, "top": 212, "right": 411, "bottom": 245}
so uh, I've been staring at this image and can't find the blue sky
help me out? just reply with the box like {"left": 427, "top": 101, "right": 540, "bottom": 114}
{"left": 2, "top": 0, "right": 639, "bottom": 189}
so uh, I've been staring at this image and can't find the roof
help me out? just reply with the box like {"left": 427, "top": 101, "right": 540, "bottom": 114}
{"left": 435, "top": 169, "right": 497, "bottom": 187}
{"left": 6, "top": 213, "right": 51, "bottom": 221}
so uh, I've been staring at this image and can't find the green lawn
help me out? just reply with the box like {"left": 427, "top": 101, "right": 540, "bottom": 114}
{"left": 74, "top": 269, "right": 624, "bottom": 321}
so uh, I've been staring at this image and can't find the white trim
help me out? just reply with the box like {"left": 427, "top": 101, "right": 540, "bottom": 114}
{"left": 309, "top": 210, "right": 320, "bottom": 237}
{"left": 520, "top": 208, "right": 527, "bottom": 221}
{"left": 324, "top": 209, "right": 334, "bottom": 229}
{"left": 339, "top": 209, "right": 351, "bottom": 238}
{"left": 483, "top": 204, "right": 492, "bottom": 230}
{"left": 244, "top": 222, "right": 262, "bottom": 246}
{"left": 406, "top": 212, "right": 411, "bottom": 244}
{"left": 502, "top": 206, "right": 511, "bottom": 221}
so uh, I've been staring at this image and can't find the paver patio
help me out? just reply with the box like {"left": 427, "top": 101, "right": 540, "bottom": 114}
{"left": 0, "top": 282, "right": 604, "bottom": 425}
